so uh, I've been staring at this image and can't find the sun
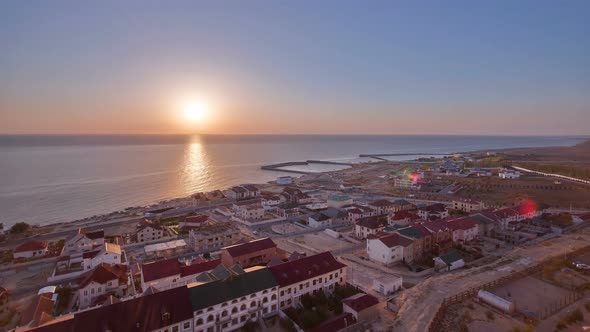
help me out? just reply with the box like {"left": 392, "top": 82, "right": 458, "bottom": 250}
{"left": 182, "top": 100, "right": 209, "bottom": 124}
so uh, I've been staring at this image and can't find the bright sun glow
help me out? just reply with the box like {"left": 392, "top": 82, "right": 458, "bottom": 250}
{"left": 182, "top": 100, "right": 209, "bottom": 123}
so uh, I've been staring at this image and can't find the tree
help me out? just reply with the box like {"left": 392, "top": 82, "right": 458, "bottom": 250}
{"left": 10, "top": 222, "right": 30, "bottom": 234}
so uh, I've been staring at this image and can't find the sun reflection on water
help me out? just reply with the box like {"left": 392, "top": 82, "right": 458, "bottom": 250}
{"left": 182, "top": 135, "right": 211, "bottom": 195}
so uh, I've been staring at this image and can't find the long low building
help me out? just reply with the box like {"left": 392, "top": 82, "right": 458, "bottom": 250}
{"left": 27, "top": 252, "right": 348, "bottom": 332}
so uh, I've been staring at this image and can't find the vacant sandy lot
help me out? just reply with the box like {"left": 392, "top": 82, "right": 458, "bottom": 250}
{"left": 491, "top": 276, "right": 571, "bottom": 314}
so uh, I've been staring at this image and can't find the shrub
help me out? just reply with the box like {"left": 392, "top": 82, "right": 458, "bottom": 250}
{"left": 10, "top": 222, "right": 30, "bottom": 234}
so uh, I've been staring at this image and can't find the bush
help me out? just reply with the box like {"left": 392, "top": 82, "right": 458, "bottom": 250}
{"left": 10, "top": 222, "right": 30, "bottom": 234}
{"left": 279, "top": 318, "right": 297, "bottom": 332}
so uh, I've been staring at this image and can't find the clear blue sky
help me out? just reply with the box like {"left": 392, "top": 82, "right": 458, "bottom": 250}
{"left": 0, "top": 0, "right": 588, "bottom": 135}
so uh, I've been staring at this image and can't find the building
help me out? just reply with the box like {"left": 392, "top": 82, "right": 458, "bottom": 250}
{"left": 78, "top": 263, "right": 128, "bottom": 309}
{"left": 64, "top": 228, "right": 105, "bottom": 254}
{"left": 308, "top": 212, "right": 332, "bottom": 228}
{"left": 178, "top": 215, "right": 209, "bottom": 232}
{"left": 242, "top": 185, "right": 261, "bottom": 198}
{"left": 261, "top": 196, "right": 282, "bottom": 208}
{"left": 394, "top": 177, "right": 421, "bottom": 190}
{"left": 144, "top": 239, "right": 188, "bottom": 258}
{"left": 234, "top": 202, "right": 265, "bottom": 221}
{"left": 447, "top": 217, "right": 479, "bottom": 243}
{"left": 276, "top": 176, "right": 293, "bottom": 185}
{"left": 367, "top": 233, "right": 414, "bottom": 265}
{"left": 499, "top": 170, "right": 521, "bottom": 179}
{"left": 452, "top": 199, "right": 484, "bottom": 213}
{"left": 368, "top": 200, "right": 397, "bottom": 215}
{"left": 355, "top": 215, "right": 389, "bottom": 239}
{"left": 225, "top": 186, "right": 249, "bottom": 200}
{"left": 344, "top": 204, "right": 376, "bottom": 223}
{"left": 13, "top": 241, "right": 49, "bottom": 260}
{"left": 342, "top": 293, "right": 379, "bottom": 321}
{"left": 295, "top": 192, "right": 313, "bottom": 204}
{"left": 373, "top": 276, "right": 403, "bottom": 296}
{"left": 417, "top": 203, "right": 449, "bottom": 220}
{"left": 269, "top": 252, "right": 347, "bottom": 310}
{"left": 421, "top": 219, "right": 453, "bottom": 253}
{"left": 141, "top": 258, "right": 221, "bottom": 292}
{"left": 388, "top": 210, "right": 419, "bottom": 226}
{"left": 135, "top": 219, "right": 165, "bottom": 243}
{"left": 82, "top": 243, "right": 123, "bottom": 271}
{"left": 393, "top": 199, "right": 416, "bottom": 211}
{"left": 396, "top": 225, "right": 433, "bottom": 261}
{"left": 220, "top": 238, "right": 279, "bottom": 268}
{"left": 434, "top": 249, "right": 465, "bottom": 271}
{"left": 470, "top": 213, "right": 497, "bottom": 236}
{"left": 23, "top": 286, "right": 195, "bottom": 332}
{"left": 188, "top": 222, "right": 240, "bottom": 253}
{"left": 327, "top": 194, "right": 353, "bottom": 208}
{"left": 189, "top": 268, "right": 278, "bottom": 332}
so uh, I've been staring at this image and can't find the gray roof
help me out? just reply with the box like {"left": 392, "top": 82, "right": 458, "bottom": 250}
{"left": 471, "top": 214, "right": 495, "bottom": 225}
{"left": 438, "top": 249, "right": 463, "bottom": 265}
{"left": 189, "top": 268, "right": 278, "bottom": 311}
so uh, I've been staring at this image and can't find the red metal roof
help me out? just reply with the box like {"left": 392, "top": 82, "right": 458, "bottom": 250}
{"left": 142, "top": 258, "right": 181, "bottom": 282}
{"left": 343, "top": 293, "right": 379, "bottom": 312}
{"left": 223, "top": 238, "right": 276, "bottom": 258}
{"left": 14, "top": 240, "right": 48, "bottom": 253}
{"left": 447, "top": 217, "right": 478, "bottom": 231}
{"left": 179, "top": 259, "right": 221, "bottom": 277}
{"left": 376, "top": 233, "right": 414, "bottom": 248}
{"left": 79, "top": 263, "right": 127, "bottom": 288}
{"left": 356, "top": 215, "right": 388, "bottom": 229}
{"left": 269, "top": 252, "right": 346, "bottom": 287}
{"left": 391, "top": 210, "right": 419, "bottom": 220}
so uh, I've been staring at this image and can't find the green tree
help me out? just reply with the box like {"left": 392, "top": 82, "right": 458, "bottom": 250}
{"left": 10, "top": 222, "right": 30, "bottom": 234}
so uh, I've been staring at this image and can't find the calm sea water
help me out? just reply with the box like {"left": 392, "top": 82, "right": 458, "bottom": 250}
{"left": 0, "top": 135, "right": 584, "bottom": 226}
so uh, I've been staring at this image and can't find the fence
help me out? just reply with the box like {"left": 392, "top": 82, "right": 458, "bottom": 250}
{"left": 427, "top": 244, "right": 590, "bottom": 332}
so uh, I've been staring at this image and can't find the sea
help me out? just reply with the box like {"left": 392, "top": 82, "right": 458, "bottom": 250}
{"left": 0, "top": 135, "right": 585, "bottom": 227}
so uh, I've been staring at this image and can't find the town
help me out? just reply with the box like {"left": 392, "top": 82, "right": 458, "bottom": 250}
{"left": 0, "top": 153, "right": 589, "bottom": 332}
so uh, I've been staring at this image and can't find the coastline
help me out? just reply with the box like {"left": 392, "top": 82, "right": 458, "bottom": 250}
{"left": 5, "top": 137, "right": 589, "bottom": 235}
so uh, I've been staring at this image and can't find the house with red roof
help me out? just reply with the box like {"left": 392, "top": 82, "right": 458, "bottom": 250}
{"left": 344, "top": 204, "right": 376, "bottom": 223}
{"left": 417, "top": 203, "right": 449, "bottom": 220}
{"left": 368, "top": 199, "right": 397, "bottom": 215}
{"left": 78, "top": 263, "right": 128, "bottom": 309}
{"left": 355, "top": 215, "right": 389, "bottom": 239}
{"left": 367, "top": 233, "right": 415, "bottom": 265}
{"left": 220, "top": 238, "right": 280, "bottom": 268}
{"left": 140, "top": 257, "right": 220, "bottom": 292}
{"left": 447, "top": 217, "right": 479, "bottom": 242}
{"left": 342, "top": 293, "right": 380, "bottom": 321}
{"left": 178, "top": 214, "right": 209, "bottom": 232}
{"left": 421, "top": 219, "right": 453, "bottom": 253}
{"left": 388, "top": 210, "right": 419, "bottom": 226}
{"left": 13, "top": 240, "right": 48, "bottom": 260}
{"left": 269, "top": 252, "right": 346, "bottom": 310}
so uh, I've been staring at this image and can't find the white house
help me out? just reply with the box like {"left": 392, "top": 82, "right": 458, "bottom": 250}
{"left": 13, "top": 240, "right": 48, "bottom": 260}
{"left": 367, "top": 233, "right": 414, "bottom": 265}
{"left": 452, "top": 199, "right": 484, "bottom": 213}
{"left": 368, "top": 200, "right": 397, "bottom": 215}
{"left": 355, "top": 215, "right": 389, "bottom": 239}
{"left": 262, "top": 196, "right": 282, "bottom": 208}
{"left": 82, "top": 243, "right": 123, "bottom": 271}
{"left": 417, "top": 203, "right": 449, "bottom": 220}
{"left": 234, "top": 203, "right": 265, "bottom": 220}
{"left": 64, "top": 228, "right": 105, "bottom": 254}
{"left": 447, "top": 217, "right": 479, "bottom": 243}
{"left": 78, "top": 263, "right": 128, "bottom": 309}
{"left": 135, "top": 220, "right": 165, "bottom": 243}
{"left": 270, "top": 252, "right": 347, "bottom": 310}
{"left": 373, "top": 276, "right": 403, "bottom": 296}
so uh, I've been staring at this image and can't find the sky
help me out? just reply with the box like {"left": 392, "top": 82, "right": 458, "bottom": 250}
{"left": 0, "top": 0, "right": 589, "bottom": 135}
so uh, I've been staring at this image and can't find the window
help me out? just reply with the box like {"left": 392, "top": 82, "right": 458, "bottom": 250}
{"left": 207, "top": 315, "right": 214, "bottom": 322}
{"left": 240, "top": 304, "right": 246, "bottom": 310}
{"left": 250, "top": 294, "right": 256, "bottom": 298}
{"left": 250, "top": 301, "right": 256, "bottom": 308}
{"left": 271, "top": 294, "right": 276, "bottom": 300}
{"left": 280, "top": 290, "right": 284, "bottom": 296}
{"left": 222, "top": 310, "right": 228, "bottom": 317}
{"left": 172, "top": 326, "right": 179, "bottom": 332}
{"left": 196, "top": 319, "right": 203, "bottom": 325}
